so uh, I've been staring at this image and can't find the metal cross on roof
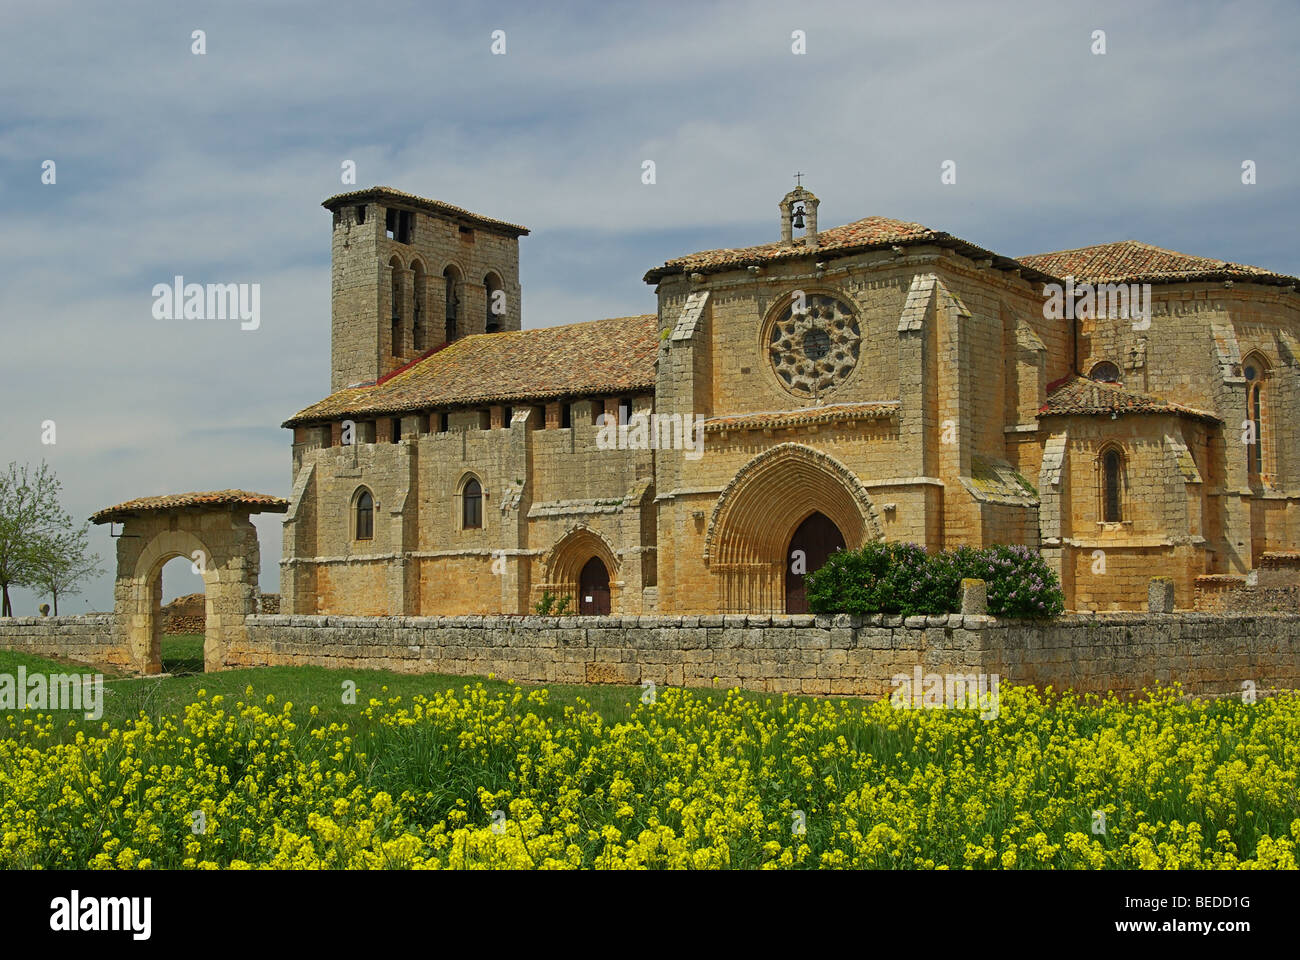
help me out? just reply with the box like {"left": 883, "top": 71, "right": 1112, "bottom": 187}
{"left": 794, "top": 171, "right": 804, "bottom": 187}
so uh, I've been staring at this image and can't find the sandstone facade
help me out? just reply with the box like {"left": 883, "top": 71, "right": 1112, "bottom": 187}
{"left": 280, "top": 185, "right": 1300, "bottom": 616}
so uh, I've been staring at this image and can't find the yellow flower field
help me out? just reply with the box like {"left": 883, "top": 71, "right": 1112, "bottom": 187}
{"left": 2, "top": 682, "right": 1298, "bottom": 869}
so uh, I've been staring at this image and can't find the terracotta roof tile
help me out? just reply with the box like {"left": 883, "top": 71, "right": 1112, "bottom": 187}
{"left": 91, "top": 490, "right": 288, "bottom": 524}
{"left": 322, "top": 186, "right": 529, "bottom": 236}
{"left": 1019, "top": 240, "right": 1298, "bottom": 287}
{"left": 284, "top": 315, "right": 660, "bottom": 427}
{"left": 644, "top": 216, "right": 1059, "bottom": 284}
{"left": 1038, "top": 375, "right": 1220, "bottom": 423}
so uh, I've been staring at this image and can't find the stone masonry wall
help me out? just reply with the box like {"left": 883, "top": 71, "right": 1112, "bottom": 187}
{"left": 0, "top": 616, "right": 123, "bottom": 668}
{"left": 161, "top": 592, "right": 280, "bottom": 634}
{"left": 226, "top": 612, "right": 1300, "bottom": 698}
{"left": 1194, "top": 575, "right": 1300, "bottom": 614}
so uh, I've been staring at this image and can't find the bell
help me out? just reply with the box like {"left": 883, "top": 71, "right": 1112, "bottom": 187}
{"left": 792, "top": 204, "right": 806, "bottom": 229}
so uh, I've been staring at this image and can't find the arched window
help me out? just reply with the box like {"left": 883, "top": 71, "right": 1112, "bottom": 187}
{"left": 484, "top": 272, "right": 504, "bottom": 333}
{"left": 410, "top": 260, "right": 426, "bottom": 351}
{"left": 389, "top": 256, "right": 404, "bottom": 358}
{"left": 355, "top": 489, "right": 374, "bottom": 540}
{"left": 1089, "top": 360, "right": 1120, "bottom": 383}
{"left": 443, "top": 266, "right": 461, "bottom": 342}
{"left": 462, "top": 477, "right": 482, "bottom": 529}
{"left": 1101, "top": 447, "right": 1123, "bottom": 523}
{"left": 1243, "top": 354, "right": 1268, "bottom": 478}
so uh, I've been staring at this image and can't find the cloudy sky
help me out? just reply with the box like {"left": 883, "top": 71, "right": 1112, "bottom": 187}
{"left": 2, "top": 0, "right": 1296, "bottom": 612}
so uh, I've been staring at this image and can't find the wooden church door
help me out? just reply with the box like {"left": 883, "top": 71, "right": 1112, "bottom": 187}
{"left": 579, "top": 556, "right": 611, "bottom": 615}
{"left": 784, "top": 512, "right": 846, "bottom": 614}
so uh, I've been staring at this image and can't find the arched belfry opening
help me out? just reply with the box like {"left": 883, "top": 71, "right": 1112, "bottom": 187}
{"left": 90, "top": 491, "right": 288, "bottom": 674}
{"left": 779, "top": 176, "right": 820, "bottom": 245}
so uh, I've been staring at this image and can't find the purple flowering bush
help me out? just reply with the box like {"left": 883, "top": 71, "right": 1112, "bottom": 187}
{"left": 806, "top": 542, "right": 1064, "bottom": 619}
{"left": 950, "top": 544, "right": 1065, "bottom": 618}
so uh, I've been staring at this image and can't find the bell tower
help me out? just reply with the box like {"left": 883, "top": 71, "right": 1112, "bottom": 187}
{"left": 779, "top": 177, "right": 820, "bottom": 246}
{"left": 322, "top": 186, "right": 529, "bottom": 392}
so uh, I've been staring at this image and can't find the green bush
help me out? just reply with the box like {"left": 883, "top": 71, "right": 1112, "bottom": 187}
{"left": 534, "top": 591, "right": 573, "bottom": 616}
{"left": 806, "top": 542, "right": 1063, "bottom": 619}
{"left": 951, "top": 544, "right": 1065, "bottom": 618}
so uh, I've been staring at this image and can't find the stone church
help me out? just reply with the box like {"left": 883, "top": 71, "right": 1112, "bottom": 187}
{"left": 279, "top": 183, "right": 1299, "bottom": 616}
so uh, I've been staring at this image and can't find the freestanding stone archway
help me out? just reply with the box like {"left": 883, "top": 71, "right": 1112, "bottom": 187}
{"left": 91, "top": 491, "right": 288, "bottom": 673}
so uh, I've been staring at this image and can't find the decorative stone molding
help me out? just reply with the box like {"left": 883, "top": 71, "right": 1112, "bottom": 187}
{"left": 704, "top": 442, "right": 883, "bottom": 565}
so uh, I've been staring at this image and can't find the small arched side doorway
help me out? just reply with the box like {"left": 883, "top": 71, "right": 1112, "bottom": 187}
{"left": 784, "top": 511, "right": 846, "bottom": 614}
{"left": 578, "top": 556, "right": 611, "bottom": 615}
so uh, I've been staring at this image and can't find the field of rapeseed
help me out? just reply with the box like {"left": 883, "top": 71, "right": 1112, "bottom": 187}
{"left": 2, "top": 670, "right": 1298, "bottom": 870}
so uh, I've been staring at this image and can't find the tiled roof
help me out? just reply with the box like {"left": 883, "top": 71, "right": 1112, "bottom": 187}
{"left": 322, "top": 186, "right": 529, "bottom": 236}
{"left": 91, "top": 490, "right": 289, "bottom": 524}
{"left": 644, "top": 216, "right": 1060, "bottom": 284}
{"left": 1019, "top": 240, "right": 1298, "bottom": 287}
{"left": 284, "top": 315, "right": 660, "bottom": 426}
{"left": 704, "top": 402, "right": 899, "bottom": 433}
{"left": 1038, "top": 376, "right": 1220, "bottom": 423}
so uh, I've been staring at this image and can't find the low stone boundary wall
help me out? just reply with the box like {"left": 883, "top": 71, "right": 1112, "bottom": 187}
{"left": 1194, "top": 575, "right": 1300, "bottom": 614}
{"left": 160, "top": 592, "right": 281, "bottom": 635}
{"left": 3, "top": 611, "right": 1297, "bottom": 698}
{"left": 163, "top": 615, "right": 205, "bottom": 635}
{"left": 0, "top": 615, "right": 124, "bottom": 669}
{"left": 226, "top": 612, "right": 1300, "bottom": 698}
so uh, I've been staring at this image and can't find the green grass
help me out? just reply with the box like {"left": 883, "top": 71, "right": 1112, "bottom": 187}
{"left": 0, "top": 641, "right": 764, "bottom": 742}
{"left": 161, "top": 633, "right": 205, "bottom": 675}
{"left": 5, "top": 643, "right": 1299, "bottom": 869}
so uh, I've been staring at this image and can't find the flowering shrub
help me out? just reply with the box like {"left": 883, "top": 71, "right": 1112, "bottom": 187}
{"left": 951, "top": 544, "right": 1065, "bottom": 618}
{"left": 1, "top": 682, "right": 1297, "bottom": 869}
{"left": 803, "top": 542, "right": 945, "bottom": 617}
{"left": 807, "top": 542, "right": 1064, "bottom": 619}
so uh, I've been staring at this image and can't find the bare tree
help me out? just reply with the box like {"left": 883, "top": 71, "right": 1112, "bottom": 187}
{"left": 0, "top": 462, "right": 74, "bottom": 616}
{"left": 28, "top": 522, "right": 103, "bottom": 615}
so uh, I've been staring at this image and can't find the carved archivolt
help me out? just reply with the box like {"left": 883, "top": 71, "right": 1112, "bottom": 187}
{"left": 704, "top": 443, "right": 881, "bottom": 565}
{"left": 543, "top": 522, "right": 620, "bottom": 584}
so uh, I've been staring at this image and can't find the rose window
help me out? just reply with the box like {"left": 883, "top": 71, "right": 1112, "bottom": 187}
{"left": 767, "top": 293, "right": 861, "bottom": 397}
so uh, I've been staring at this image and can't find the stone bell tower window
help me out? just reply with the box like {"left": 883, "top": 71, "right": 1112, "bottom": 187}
{"left": 444, "top": 265, "right": 462, "bottom": 342}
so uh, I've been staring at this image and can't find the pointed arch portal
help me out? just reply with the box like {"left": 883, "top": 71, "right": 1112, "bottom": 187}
{"left": 90, "top": 491, "right": 287, "bottom": 673}
{"left": 705, "top": 443, "right": 880, "bottom": 613}
{"left": 540, "top": 524, "right": 620, "bottom": 614}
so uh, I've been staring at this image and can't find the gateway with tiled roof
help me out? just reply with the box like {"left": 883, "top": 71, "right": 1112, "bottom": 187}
{"left": 276, "top": 181, "right": 1299, "bottom": 620}
{"left": 91, "top": 490, "right": 288, "bottom": 524}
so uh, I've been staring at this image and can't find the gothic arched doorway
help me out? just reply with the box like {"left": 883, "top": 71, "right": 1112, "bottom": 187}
{"left": 704, "top": 443, "right": 880, "bottom": 613}
{"left": 784, "top": 511, "right": 845, "bottom": 614}
{"left": 579, "top": 556, "right": 611, "bottom": 615}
